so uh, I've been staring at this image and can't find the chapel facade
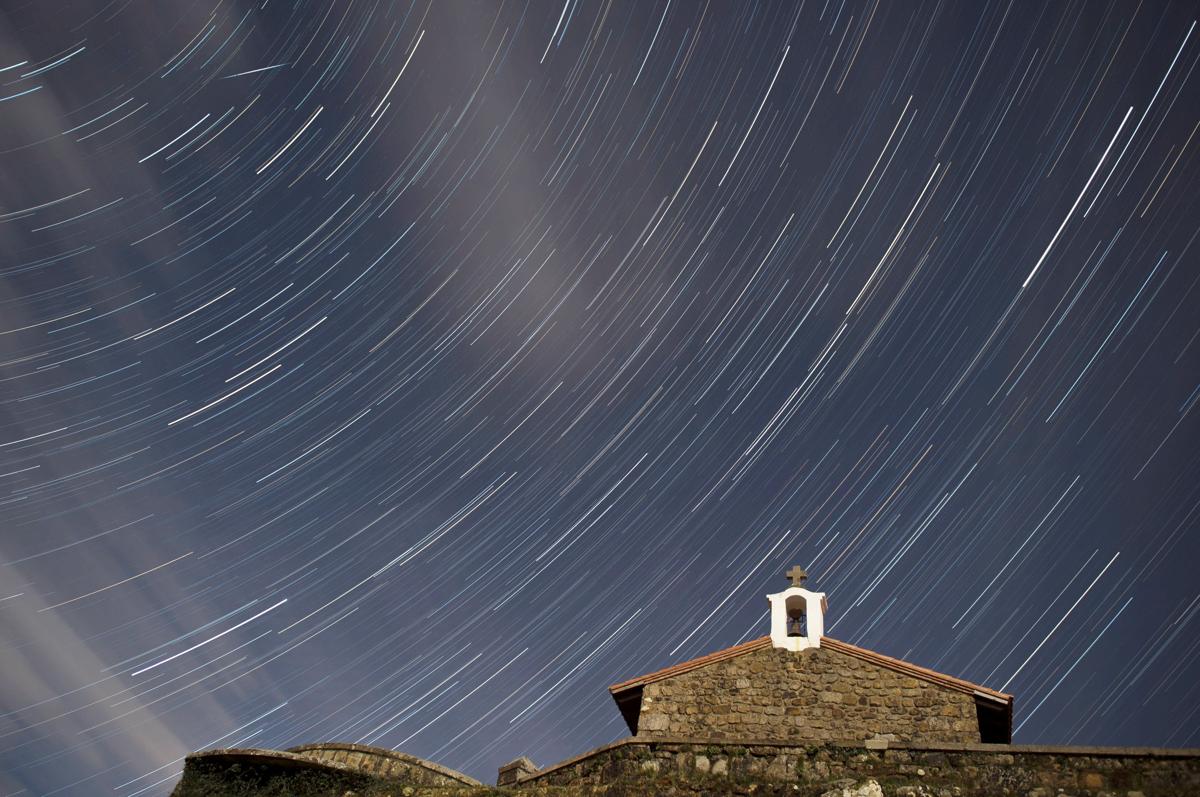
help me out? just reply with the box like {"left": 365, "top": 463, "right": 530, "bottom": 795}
{"left": 608, "top": 566, "right": 1012, "bottom": 745}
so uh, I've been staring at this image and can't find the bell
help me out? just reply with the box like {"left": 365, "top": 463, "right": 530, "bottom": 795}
{"left": 786, "top": 612, "right": 806, "bottom": 637}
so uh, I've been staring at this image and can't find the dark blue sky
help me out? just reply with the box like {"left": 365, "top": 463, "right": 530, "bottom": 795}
{"left": 1, "top": 1, "right": 1199, "bottom": 794}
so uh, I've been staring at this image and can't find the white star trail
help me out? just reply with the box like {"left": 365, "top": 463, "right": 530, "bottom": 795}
{"left": 0, "top": 3, "right": 1197, "bottom": 795}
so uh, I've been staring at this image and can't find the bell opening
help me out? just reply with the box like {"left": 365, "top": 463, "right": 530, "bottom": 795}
{"left": 785, "top": 595, "right": 807, "bottom": 637}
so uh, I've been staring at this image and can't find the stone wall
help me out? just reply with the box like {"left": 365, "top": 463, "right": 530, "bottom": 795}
{"left": 170, "top": 744, "right": 481, "bottom": 797}
{"left": 170, "top": 749, "right": 381, "bottom": 797}
{"left": 170, "top": 739, "right": 1200, "bottom": 796}
{"left": 287, "top": 742, "right": 481, "bottom": 786}
{"left": 636, "top": 644, "right": 980, "bottom": 743}
{"left": 524, "top": 737, "right": 1200, "bottom": 797}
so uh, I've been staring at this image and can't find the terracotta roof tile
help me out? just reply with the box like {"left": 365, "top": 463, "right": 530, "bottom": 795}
{"left": 608, "top": 637, "right": 772, "bottom": 693}
{"left": 821, "top": 637, "right": 1011, "bottom": 703}
{"left": 608, "top": 636, "right": 1011, "bottom": 704}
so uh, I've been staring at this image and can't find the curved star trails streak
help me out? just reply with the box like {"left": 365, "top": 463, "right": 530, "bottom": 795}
{"left": 0, "top": 2, "right": 1198, "bottom": 794}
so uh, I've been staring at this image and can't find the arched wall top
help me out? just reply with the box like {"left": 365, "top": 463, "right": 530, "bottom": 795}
{"left": 286, "top": 741, "right": 482, "bottom": 786}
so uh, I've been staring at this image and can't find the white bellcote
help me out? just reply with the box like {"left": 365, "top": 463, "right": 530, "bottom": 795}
{"left": 768, "top": 566, "right": 826, "bottom": 652}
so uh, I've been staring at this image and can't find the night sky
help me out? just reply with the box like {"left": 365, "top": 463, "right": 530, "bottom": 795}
{"left": 2, "top": 0, "right": 1199, "bottom": 794}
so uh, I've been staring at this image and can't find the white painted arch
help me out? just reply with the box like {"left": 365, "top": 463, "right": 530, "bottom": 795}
{"left": 767, "top": 586, "right": 827, "bottom": 651}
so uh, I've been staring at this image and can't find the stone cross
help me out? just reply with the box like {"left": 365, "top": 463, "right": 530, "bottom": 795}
{"left": 786, "top": 565, "right": 807, "bottom": 587}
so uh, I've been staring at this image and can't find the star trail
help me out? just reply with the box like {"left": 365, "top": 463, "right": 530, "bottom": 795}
{"left": 1, "top": 1, "right": 1199, "bottom": 794}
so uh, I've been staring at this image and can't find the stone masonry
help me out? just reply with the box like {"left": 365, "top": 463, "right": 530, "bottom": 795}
{"left": 172, "top": 739, "right": 1200, "bottom": 796}
{"left": 635, "top": 643, "right": 981, "bottom": 743}
{"left": 286, "top": 742, "right": 482, "bottom": 786}
{"left": 523, "top": 738, "right": 1200, "bottom": 797}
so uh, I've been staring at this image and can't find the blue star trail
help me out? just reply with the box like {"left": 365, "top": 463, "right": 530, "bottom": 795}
{"left": 1, "top": 2, "right": 1198, "bottom": 794}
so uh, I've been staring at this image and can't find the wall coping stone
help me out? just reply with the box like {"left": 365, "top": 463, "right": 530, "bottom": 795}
{"left": 498, "top": 756, "right": 540, "bottom": 786}
{"left": 286, "top": 741, "right": 483, "bottom": 785}
{"left": 520, "top": 735, "right": 1200, "bottom": 783}
{"left": 185, "top": 748, "right": 357, "bottom": 772}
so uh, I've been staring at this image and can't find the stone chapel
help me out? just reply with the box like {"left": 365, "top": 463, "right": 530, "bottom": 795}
{"left": 174, "top": 566, "right": 1200, "bottom": 796}
{"left": 607, "top": 566, "right": 1012, "bottom": 746}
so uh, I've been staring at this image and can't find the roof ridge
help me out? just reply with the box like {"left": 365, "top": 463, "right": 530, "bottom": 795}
{"left": 821, "top": 637, "right": 1011, "bottom": 702}
{"left": 608, "top": 636, "right": 771, "bottom": 693}
{"left": 608, "top": 635, "right": 1010, "bottom": 703}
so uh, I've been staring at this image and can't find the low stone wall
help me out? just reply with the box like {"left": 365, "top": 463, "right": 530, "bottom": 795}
{"left": 522, "top": 737, "right": 1200, "bottom": 796}
{"left": 288, "top": 742, "right": 482, "bottom": 786}
{"left": 170, "top": 739, "right": 1200, "bottom": 796}
{"left": 170, "top": 748, "right": 380, "bottom": 797}
{"left": 170, "top": 744, "right": 482, "bottom": 797}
